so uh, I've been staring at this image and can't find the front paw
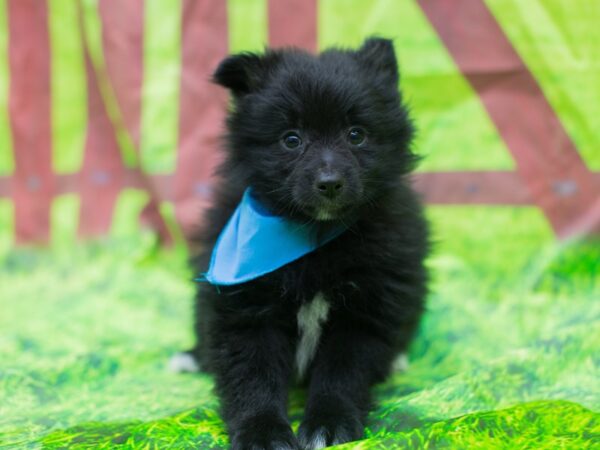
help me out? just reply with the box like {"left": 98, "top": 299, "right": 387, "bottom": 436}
{"left": 231, "top": 412, "right": 300, "bottom": 450}
{"left": 298, "top": 397, "right": 363, "bottom": 450}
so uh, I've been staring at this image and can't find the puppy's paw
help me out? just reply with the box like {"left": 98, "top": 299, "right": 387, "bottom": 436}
{"left": 167, "top": 352, "right": 200, "bottom": 373}
{"left": 392, "top": 352, "right": 409, "bottom": 372}
{"left": 298, "top": 397, "right": 363, "bottom": 449}
{"left": 231, "top": 412, "right": 300, "bottom": 450}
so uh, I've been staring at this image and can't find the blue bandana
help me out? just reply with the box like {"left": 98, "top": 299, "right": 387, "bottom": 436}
{"left": 198, "top": 188, "right": 348, "bottom": 286}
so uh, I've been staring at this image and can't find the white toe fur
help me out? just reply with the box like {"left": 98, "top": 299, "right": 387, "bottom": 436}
{"left": 306, "top": 427, "right": 328, "bottom": 450}
{"left": 392, "top": 353, "right": 409, "bottom": 372}
{"left": 168, "top": 352, "right": 200, "bottom": 373}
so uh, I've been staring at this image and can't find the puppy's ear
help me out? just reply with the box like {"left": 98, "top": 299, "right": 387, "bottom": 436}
{"left": 356, "top": 38, "right": 399, "bottom": 83}
{"left": 213, "top": 53, "right": 268, "bottom": 96}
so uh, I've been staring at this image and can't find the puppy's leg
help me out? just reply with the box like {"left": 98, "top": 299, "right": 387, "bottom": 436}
{"left": 169, "top": 290, "right": 214, "bottom": 374}
{"left": 298, "top": 320, "right": 394, "bottom": 449}
{"left": 213, "top": 324, "right": 299, "bottom": 450}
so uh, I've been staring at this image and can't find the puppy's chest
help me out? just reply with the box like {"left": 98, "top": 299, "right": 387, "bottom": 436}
{"left": 295, "top": 292, "right": 330, "bottom": 379}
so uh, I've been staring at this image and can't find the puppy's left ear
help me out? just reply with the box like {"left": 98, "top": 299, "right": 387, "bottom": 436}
{"left": 356, "top": 38, "right": 399, "bottom": 84}
{"left": 213, "top": 53, "right": 263, "bottom": 96}
{"left": 213, "top": 51, "right": 282, "bottom": 97}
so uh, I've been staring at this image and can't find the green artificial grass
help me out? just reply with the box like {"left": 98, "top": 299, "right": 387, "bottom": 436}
{"left": 1, "top": 206, "right": 599, "bottom": 449}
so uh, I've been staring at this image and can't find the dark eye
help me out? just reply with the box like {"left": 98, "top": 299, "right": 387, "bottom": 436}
{"left": 347, "top": 127, "right": 366, "bottom": 146}
{"left": 282, "top": 132, "right": 302, "bottom": 149}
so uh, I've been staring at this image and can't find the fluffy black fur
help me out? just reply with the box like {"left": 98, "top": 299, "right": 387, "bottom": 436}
{"left": 186, "top": 38, "right": 429, "bottom": 450}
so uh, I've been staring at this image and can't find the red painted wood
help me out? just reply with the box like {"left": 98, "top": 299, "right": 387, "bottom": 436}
{"left": 98, "top": 0, "right": 171, "bottom": 242}
{"left": 77, "top": 4, "right": 123, "bottom": 237}
{"left": 418, "top": 0, "right": 600, "bottom": 237}
{"left": 99, "top": 0, "right": 143, "bottom": 149}
{"left": 268, "top": 0, "right": 317, "bottom": 51}
{"left": 8, "top": 171, "right": 600, "bottom": 205}
{"left": 0, "top": 177, "right": 10, "bottom": 196}
{"left": 8, "top": 0, "right": 54, "bottom": 243}
{"left": 13, "top": 171, "right": 594, "bottom": 206}
{"left": 175, "top": 0, "right": 229, "bottom": 237}
{"left": 562, "top": 194, "right": 600, "bottom": 237}
{"left": 412, "top": 171, "right": 533, "bottom": 205}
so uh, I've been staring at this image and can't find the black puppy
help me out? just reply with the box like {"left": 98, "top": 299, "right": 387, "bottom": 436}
{"left": 174, "top": 38, "right": 429, "bottom": 450}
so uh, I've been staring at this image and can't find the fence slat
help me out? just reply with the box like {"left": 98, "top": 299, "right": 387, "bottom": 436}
{"left": 174, "top": 0, "right": 228, "bottom": 237}
{"left": 268, "top": 0, "right": 316, "bottom": 51}
{"left": 99, "top": 0, "right": 144, "bottom": 151}
{"left": 77, "top": 2, "right": 123, "bottom": 237}
{"left": 8, "top": 0, "right": 54, "bottom": 243}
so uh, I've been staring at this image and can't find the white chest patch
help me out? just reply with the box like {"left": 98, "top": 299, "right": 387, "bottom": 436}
{"left": 295, "top": 292, "right": 330, "bottom": 379}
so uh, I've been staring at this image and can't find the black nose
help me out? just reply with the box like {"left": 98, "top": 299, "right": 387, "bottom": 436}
{"left": 315, "top": 173, "right": 344, "bottom": 199}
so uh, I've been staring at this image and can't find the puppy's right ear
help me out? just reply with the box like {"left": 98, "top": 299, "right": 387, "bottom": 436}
{"left": 356, "top": 38, "right": 399, "bottom": 85}
{"left": 213, "top": 53, "right": 264, "bottom": 96}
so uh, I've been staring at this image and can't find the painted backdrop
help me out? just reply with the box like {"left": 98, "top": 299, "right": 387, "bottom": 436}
{"left": 0, "top": 1, "right": 599, "bottom": 449}
{"left": 0, "top": 0, "right": 599, "bottom": 247}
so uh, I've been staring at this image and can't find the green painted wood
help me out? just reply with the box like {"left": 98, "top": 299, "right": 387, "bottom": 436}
{"left": 140, "top": 0, "right": 182, "bottom": 173}
{"left": 0, "top": 0, "right": 14, "bottom": 176}
{"left": 228, "top": 0, "right": 267, "bottom": 53}
{"left": 48, "top": 0, "right": 87, "bottom": 174}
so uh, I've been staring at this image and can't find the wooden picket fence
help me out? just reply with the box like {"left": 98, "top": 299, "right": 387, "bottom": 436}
{"left": 0, "top": 0, "right": 598, "bottom": 245}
